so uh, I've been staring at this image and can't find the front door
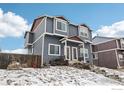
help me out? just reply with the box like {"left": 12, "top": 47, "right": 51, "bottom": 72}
{"left": 72, "top": 47, "right": 78, "bottom": 60}
{"left": 65, "top": 46, "right": 71, "bottom": 60}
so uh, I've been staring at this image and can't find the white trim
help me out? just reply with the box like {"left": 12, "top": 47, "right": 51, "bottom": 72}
{"left": 45, "top": 32, "right": 67, "bottom": 37}
{"left": 31, "top": 45, "right": 34, "bottom": 54}
{"left": 92, "top": 52, "right": 98, "bottom": 60}
{"left": 31, "top": 17, "right": 47, "bottom": 45}
{"left": 32, "top": 17, "right": 46, "bottom": 32}
{"left": 115, "top": 50, "right": 121, "bottom": 68}
{"left": 82, "top": 43, "right": 86, "bottom": 63}
{"left": 79, "top": 26, "right": 89, "bottom": 38}
{"left": 41, "top": 34, "right": 45, "bottom": 66}
{"left": 93, "top": 39, "right": 117, "bottom": 45}
{"left": 93, "top": 48, "right": 119, "bottom": 53}
{"left": 64, "top": 46, "right": 71, "bottom": 60}
{"left": 116, "top": 39, "right": 119, "bottom": 48}
{"left": 55, "top": 17, "right": 68, "bottom": 23}
{"left": 84, "top": 48, "right": 89, "bottom": 58}
{"left": 72, "top": 47, "right": 78, "bottom": 60}
{"left": 48, "top": 43, "right": 61, "bottom": 56}
{"left": 32, "top": 32, "right": 67, "bottom": 45}
{"left": 32, "top": 33, "right": 45, "bottom": 45}
{"left": 55, "top": 19, "right": 68, "bottom": 32}
{"left": 120, "top": 38, "right": 124, "bottom": 48}
{"left": 64, "top": 39, "right": 67, "bottom": 59}
{"left": 61, "top": 39, "right": 83, "bottom": 44}
{"left": 44, "top": 17, "right": 47, "bottom": 33}
{"left": 53, "top": 17, "right": 56, "bottom": 34}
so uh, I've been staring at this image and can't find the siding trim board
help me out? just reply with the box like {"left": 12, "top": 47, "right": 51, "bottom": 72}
{"left": 93, "top": 39, "right": 118, "bottom": 45}
{"left": 115, "top": 50, "right": 121, "bottom": 68}
{"left": 72, "top": 47, "right": 78, "bottom": 60}
{"left": 61, "top": 39, "right": 83, "bottom": 44}
{"left": 116, "top": 40, "right": 119, "bottom": 48}
{"left": 41, "top": 34, "right": 45, "bottom": 66}
{"left": 93, "top": 48, "right": 118, "bottom": 53}
{"left": 64, "top": 46, "right": 71, "bottom": 60}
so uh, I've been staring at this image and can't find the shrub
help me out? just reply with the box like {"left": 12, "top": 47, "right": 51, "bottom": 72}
{"left": 49, "top": 58, "right": 69, "bottom": 66}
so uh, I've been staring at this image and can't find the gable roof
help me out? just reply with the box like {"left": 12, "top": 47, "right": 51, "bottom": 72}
{"left": 92, "top": 36, "right": 119, "bottom": 44}
{"left": 68, "top": 36, "right": 83, "bottom": 42}
{"left": 30, "top": 17, "right": 44, "bottom": 32}
{"left": 30, "top": 15, "right": 92, "bottom": 32}
{"left": 55, "top": 16, "right": 69, "bottom": 22}
{"left": 80, "top": 24, "right": 92, "bottom": 31}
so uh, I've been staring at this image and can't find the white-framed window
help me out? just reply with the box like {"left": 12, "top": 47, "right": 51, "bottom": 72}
{"left": 118, "top": 54, "right": 124, "bottom": 60}
{"left": 79, "top": 26, "right": 89, "bottom": 38}
{"left": 56, "top": 19, "right": 67, "bottom": 32}
{"left": 121, "top": 39, "right": 124, "bottom": 48}
{"left": 80, "top": 48, "right": 89, "bottom": 58}
{"left": 93, "top": 53, "right": 98, "bottom": 59}
{"left": 48, "top": 44, "right": 61, "bottom": 56}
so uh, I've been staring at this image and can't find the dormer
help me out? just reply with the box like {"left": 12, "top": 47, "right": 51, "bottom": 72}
{"left": 54, "top": 16, "right": 69, "bottom": 36}
{"left": 78, "top": 24, "right": 92, "bottom": 40}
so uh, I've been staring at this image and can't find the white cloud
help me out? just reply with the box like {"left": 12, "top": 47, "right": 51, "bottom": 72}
{"left": 94, "top": 20, "right": 124, "bottom": 38}
{"left": 1, "top": 49, "right": 28, "bottom": 54}
{"left": 0, "top": 8, "right": 30, "bottom": 38}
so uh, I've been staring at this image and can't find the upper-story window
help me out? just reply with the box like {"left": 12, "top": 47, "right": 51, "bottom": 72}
{"left": 56, "top": 19, "right": 67, "bottom": 32}
{"left": 79, "top": 26, "right": 89, "bottom": 38}
{"left": 121, "top": 39, "right": 124, "bottom": 48}
{"left": 80, "top": 48, "right": 89, "bottom": 58}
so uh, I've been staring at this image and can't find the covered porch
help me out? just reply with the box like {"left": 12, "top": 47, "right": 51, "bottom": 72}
{"left": 60, "top": 36, "right": 86, "bottom": 63}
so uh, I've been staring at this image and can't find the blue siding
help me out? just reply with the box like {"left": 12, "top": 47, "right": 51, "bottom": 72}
{"left": 54, "top": 19, "right": 68, "bottom": 36}
{"left": 69, "top": 24, "right": 78, "bottom": 36}
{"left": 33, "top": 18, "right": 45, "bottom": 41}
{"left": 43, "top": 35, "right": 64, "bottom": 63}
{"left": 46, "top": 17, "right": 53, "bottom": 33}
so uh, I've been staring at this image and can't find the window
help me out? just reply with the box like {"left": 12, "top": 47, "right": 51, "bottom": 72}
{"left": 79, "top": 26, "right": 88, "bottom": 38}
{"left": 121, "top": 39, "right": 124, "bottom": 48}
{"left": 56, "top": 20, "right": 67, "bottom": 32}
{"left": 118, "top": 54, "right": 123, "bottom": 60}
{"left": 93, "top": 53, "right": 98, "bottom": 59}
{"left": 48, "top": 44, "right": 60, "bottom": 56}
{"left": 80, "top": 48, "right": 89, "bottom": 58}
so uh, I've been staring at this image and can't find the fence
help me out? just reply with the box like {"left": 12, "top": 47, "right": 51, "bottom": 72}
{"left": 0, "top": 53, "right": 41, "bottom": 69}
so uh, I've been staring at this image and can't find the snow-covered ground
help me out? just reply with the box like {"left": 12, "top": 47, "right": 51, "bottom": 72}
{"left": 0, "top": 66, "right": 123, "bottom": 86}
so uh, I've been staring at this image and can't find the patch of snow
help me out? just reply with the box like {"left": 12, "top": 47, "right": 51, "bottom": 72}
{"left": 0, "top": 66, "right": 123, "bottom": 86}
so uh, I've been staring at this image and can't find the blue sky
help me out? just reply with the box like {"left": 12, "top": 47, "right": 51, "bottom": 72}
{"left": 0, "top": 3, "right": 124, "bottom": 51}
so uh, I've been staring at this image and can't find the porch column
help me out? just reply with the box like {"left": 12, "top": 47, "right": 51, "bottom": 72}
{"left": 83, "top": 42, "right": 86, "bottom": 63}
{"left": 64, "top": 38, "right": 67, "bottom": 60}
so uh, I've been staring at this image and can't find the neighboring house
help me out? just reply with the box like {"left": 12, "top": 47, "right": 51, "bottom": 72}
{"left": 92, "top": 36, "right": 124, "bottom": 69}
{"left": 24, "top": 15, "right": 92, "bottom": 66}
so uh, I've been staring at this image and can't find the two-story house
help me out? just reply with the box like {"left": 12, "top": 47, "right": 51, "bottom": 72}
{"left": 24, "top": 15, "right": 92, "bottom": 66}
{"left": 92, "top": 36, "right": 124, "bottom": 69}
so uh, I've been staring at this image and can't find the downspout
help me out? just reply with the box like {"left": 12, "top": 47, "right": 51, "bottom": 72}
{"left": 90, "top": 43, "right": 93, "bottom": 65}
{"left": 116, "top": 40, "right": 121, "bottom": 69}
{"left": 64, "top": 38, "right": 67, "bottom": 60}
{"left": 41, "top": 34, "right": 45, "bottom": 67}
{"left": 41, "top": 17, "right": 47, "bottom": 67}
{"left": 83, "top": 42, "right": 86, "bottom": 63}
